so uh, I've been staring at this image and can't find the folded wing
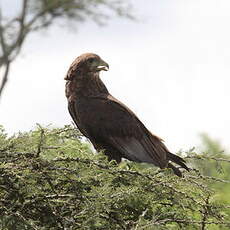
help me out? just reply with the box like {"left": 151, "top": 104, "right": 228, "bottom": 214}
{"left": 76, "top": 94, "right": 169, "bottom": 168}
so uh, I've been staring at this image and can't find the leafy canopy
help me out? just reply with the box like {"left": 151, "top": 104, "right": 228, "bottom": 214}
{"left": 0, "top": 125, "right": 229, "bottom": 229}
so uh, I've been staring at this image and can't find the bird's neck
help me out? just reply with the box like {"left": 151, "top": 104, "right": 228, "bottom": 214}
{"left": 66, "top": 72, "right": 109, "bottom": 99}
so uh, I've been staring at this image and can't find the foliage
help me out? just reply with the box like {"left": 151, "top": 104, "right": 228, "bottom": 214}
{"left": 186, "top": 134, "right": 230, "bottom": 217}
{"left": 0, "top": 0, "right": 133, "bottom": 99}
{"left": 0, "top": 125, "right": 230, "bottom": 229}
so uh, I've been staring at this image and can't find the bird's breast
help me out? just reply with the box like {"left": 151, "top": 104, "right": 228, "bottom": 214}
{"left": 75, "top": 97, "right": 106, "bottom": 121}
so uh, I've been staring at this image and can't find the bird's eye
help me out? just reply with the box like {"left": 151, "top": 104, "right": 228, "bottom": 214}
{"left": 88, "top": 58, "right": 94, "bottom": 63}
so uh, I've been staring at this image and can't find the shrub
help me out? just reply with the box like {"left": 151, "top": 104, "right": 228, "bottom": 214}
{"left": 0, "top": 125, "right": 229, "bottom": 229}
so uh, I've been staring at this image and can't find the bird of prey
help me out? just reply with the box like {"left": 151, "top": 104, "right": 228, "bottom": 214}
{"left": 65, "top": 53, "right": 189, "bottom": 177}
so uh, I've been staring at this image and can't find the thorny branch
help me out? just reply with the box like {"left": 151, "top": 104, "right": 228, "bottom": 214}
{"left": 139, "top": 219, "right": 230, "bottom": 229}
{"left": 0, "top": 126, "right": 230, "bottom": 229}
{"left": 36, "top": 124, "right": 45, "bottom": 157}
{"left": 200, "top": 195, "right": 210, "bottom": 230}
{"left": 186, "top": 155, "right": 230, "bottom": 163}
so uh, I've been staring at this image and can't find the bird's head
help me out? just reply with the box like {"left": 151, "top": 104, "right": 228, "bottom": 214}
{"left": 65, "top": 53, "right": 109, "bottom": 80}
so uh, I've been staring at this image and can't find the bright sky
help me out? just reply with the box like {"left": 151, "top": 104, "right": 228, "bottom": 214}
{"left": 1, "top": 0, "right": 230, "bottom": 153}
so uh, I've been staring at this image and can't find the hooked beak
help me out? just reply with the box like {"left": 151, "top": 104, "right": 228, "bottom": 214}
{"left": 97, "top": 59, "right": 109, "bottom": 71}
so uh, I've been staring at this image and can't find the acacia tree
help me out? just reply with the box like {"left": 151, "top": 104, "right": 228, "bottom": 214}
{"left": 0, "top": 0, "right": 133, "bottom": 100}
{"left": 0, "top": 125, "right": 230, "bottom": 229}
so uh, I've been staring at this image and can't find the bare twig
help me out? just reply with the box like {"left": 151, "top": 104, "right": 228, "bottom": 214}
{"left": 36, "top": 124, "right": 45, "bottom": 157}
{"left": 5, "top": 0, "right": 29, "bottom": 62}
{"left": 186, "top": 155, "right": 230, "bottom": 163}
{"left": 0, "top": 8, "right": 7, "bottom": 59}
{"left": 200, "top": 195, "right": 210, "bottom": 230}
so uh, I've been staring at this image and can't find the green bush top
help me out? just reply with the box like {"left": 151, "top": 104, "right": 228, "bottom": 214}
{"left": 0, "top": 125, "right": 229, "bottom": 229}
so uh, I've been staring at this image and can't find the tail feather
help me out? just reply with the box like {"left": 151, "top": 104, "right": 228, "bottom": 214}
{"left": 167, "top": 152, "right": 190, "bottom": 177}
{"left": 168, "top": 163, "right": 183, "bottom": 177}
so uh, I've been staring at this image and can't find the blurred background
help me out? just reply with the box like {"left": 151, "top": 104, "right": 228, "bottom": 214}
{"left": 0, "top": 0, "right": 230, "bottom": 153}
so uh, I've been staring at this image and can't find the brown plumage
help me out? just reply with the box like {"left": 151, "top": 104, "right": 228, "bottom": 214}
{"left": 65, "top": 53, "right": 189, "bottom": 177}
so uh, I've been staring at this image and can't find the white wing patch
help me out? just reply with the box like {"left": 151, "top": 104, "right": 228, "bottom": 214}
{"left": 109, "top": 136, "right": 164, "bottom": 166}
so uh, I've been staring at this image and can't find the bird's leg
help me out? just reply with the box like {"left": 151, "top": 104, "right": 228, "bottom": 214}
{"left": 92, "top": 141, "right": 122, "bottom": 164}
{"left": 105, "top": 151, "right": 122, "bottom": 164}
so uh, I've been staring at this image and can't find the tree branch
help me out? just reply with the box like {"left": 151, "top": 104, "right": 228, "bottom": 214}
{"left": 0, "top": 61, "right": 10, "bottom": 98}
{"left": 6, "top": 0, "right": 29, "bottom": 61}
{"left": 0, "top": 8, "right": 8, "bottom": 64}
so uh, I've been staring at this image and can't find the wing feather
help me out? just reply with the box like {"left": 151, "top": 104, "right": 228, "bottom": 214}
{"left": 68, "top": 102, "right": 90, "bottom": 138}
{"left": 80, "top": 94, "right": 169, "bottom": 168}
{"left": 109, "top": 136, "right": 167, "bottom": 168}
